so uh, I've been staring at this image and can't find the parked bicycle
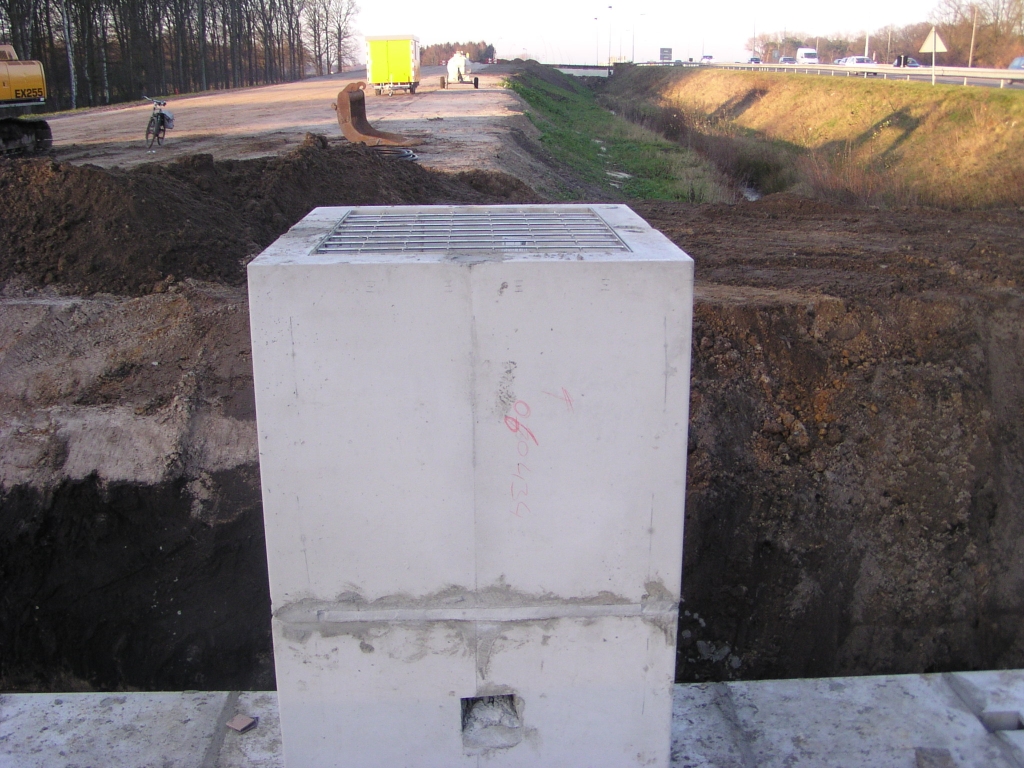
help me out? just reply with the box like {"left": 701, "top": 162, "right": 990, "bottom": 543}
{"left": 143, "top": 96, "right": 175, "bottom": 148}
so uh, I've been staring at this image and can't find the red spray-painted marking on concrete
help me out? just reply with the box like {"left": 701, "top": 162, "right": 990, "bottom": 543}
{"left": 506, "top": 400, "right": 535, "bottom": 516}
{"left": 543, "top": 387, "right": 575, "bottom": 413}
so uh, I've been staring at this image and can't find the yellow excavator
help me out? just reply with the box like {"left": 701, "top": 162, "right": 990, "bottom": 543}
{"left": 0, "top": 44, "right": 52, "bottom": 153}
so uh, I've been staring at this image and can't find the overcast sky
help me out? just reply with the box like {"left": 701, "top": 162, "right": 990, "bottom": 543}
{"left": 358, "top": 0, "right": 940, "bottom": 64}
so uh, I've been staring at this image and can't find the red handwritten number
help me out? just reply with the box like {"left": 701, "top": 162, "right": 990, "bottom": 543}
{"left": 511, "top": 478, "right": 528, "bottom": 499}
{"left": 543, "top": 387, "right": 575, "bottom": 413}
{"left": 510, "top": 502, "right": 530, "bottom": 518}
{"left": 504, "top": 415, "right": 538, "bottom": 445}
{"left": 507, "top": 402, "right": 535, "bottom": 516}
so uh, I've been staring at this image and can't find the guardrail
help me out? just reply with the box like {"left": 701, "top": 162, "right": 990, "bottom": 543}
{"left": 712, "top": 62, "right": 1024, "bottom": 87}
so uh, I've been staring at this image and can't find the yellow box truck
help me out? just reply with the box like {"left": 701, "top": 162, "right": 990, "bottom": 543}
{"left": 365, "top": 35, "right": 421, "bottom": 95}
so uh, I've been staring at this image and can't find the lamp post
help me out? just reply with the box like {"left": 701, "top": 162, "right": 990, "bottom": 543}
{"left": 968, "top": 5, "right": 978, "bottom": 67}
{"left": 631, "top": 13, "right": 645, "bottom": 62}
{"left": 607, "top": 5, "right": 613, "bottom": 76}
{"left": 595, "top": 17, "right": 599, "bottom": 66}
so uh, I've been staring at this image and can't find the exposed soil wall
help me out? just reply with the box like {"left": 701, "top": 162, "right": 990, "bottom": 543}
{"left": 635, "top": 197, "right": 1024, "bottom": 681}
{"left": 0, "top": 283, "right": 270, "bottom": 690}
{"left": 683, "top": 289, "right": 1024, "bottom": 680}
{"left": 2, "top": 473, "right": 272, "bottom": 691}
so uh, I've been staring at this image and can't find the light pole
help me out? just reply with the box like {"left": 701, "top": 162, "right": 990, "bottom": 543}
{"left": 595, "top": 17, "right": 599, "bottom": 66}
{"left": 968, "top": 5, "right": 978, "bottom": 67}
{"left": 607, "top": 5, "right": 613, "bottom": 76}
{"left": 631, "top": 12, "right": 645, "bottom": 62}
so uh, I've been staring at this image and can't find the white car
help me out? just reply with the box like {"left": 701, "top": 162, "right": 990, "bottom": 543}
{"left": 842, "top": 56, "right": 878, "bottom": 76}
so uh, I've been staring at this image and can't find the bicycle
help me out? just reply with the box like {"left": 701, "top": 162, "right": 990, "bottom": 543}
{"left": 143, "top": 96, "right": 174, "bottom": 148}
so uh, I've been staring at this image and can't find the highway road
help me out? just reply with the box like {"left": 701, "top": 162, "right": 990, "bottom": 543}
{"left": 715, "top": 62, "right": 1024, "bottom": 90}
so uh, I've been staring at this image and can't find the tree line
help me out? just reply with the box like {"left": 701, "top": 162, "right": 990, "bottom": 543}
{"left": 420, "top": 40, "right": 493, "bottom": 67}
{"left": 0, "top": 0, "right": 358, "bottom": 110}
{"left": 748, "top": 0, "right": 1023, "bottom": 66}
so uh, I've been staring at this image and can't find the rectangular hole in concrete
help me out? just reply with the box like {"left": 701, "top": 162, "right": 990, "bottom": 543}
{"left": 980, "top": 710, "right": 1024, "bottom": 732}
{"left": 461, "top": 694, "right": 523, "bottom": 753}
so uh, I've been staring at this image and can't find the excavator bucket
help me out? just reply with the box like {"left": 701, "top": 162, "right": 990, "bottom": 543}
{"left": 331, "top": 82, "right": 418, "bottom": 147}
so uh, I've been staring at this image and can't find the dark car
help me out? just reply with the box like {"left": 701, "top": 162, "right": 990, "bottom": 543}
{"left": 893, "top": 55, "right": 922, "bottom": 67}
{"left": 747, "top": 57, "right": 762, "bottom": 64}
{"left": 1010, "top": 56, "right": 1024, "bottom": 70}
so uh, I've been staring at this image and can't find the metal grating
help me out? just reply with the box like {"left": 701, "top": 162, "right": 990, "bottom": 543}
{"left": 315, "top": 208, "right": 630, "bottom": 254}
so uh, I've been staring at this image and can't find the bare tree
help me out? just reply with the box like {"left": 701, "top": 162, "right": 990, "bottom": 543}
{"left": 0, "top": 0, "right": 351, "bottom": 108}
{"left": 302, "top": 0, "right": 327, "bottom": 73}
{"left": 931, "top": 0, "right": 1023, "bottom": 65}
{"left": 329, "top": 0, "right": 355, "bottom": 72}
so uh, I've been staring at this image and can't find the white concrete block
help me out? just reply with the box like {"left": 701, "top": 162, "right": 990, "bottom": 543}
{"left": 248, "top": 205, "right": 693, "bottom": 766}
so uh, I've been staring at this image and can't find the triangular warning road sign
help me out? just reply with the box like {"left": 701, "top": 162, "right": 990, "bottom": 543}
{"left": 919, "top": 27, "right": 948, "bottom": 54}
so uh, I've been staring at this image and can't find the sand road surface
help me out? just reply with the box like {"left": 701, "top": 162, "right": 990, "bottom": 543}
{"left": 48, "top": 64, "right": 528, "bottom": 174}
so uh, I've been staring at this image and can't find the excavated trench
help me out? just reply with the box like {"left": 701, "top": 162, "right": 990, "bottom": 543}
{"left": 1, "top": 472, "right": 273, "bottom": 691}
{"left": 3, "top": 143, "right": 1024, "bottom": 691}
{"left": 680, "top": 289, "right": 1024, "bottom": 681}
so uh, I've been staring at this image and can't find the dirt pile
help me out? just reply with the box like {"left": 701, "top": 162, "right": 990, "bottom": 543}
{"left": 0, "top": 136, "right": 538, "bottom": 296}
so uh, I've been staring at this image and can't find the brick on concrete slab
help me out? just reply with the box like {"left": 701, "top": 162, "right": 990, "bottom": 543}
{"left": 216, "top": 692, "right": 282, "bottom": 768}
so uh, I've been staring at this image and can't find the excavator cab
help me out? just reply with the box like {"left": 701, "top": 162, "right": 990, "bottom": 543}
{"left": 0, "top": 45, "right": 51, "bottom": 153}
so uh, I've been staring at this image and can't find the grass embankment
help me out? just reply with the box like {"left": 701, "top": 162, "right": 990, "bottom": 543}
{"left": 506, "top": 66, "right": 733, "bottom": 203}
{"left": 602, "top": 66, "right": 1024, "bottom": 208}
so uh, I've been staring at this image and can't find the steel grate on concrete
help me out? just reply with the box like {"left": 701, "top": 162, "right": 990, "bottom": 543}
{"left": 315, "top": 208, "right": 631, "bottom": 254}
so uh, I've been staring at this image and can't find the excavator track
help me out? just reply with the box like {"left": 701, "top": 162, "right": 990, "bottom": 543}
{"left": 0, "top": 117, "right": 52, "bottom": 155}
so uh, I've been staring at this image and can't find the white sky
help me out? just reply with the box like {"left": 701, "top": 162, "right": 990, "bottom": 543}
{"left": 357, "top": 0, "right": 939, "bottom": 65}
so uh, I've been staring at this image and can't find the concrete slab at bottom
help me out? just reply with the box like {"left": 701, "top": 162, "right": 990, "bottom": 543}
{"left": 2, "top": 671, "right": 1023, "bottom": 767}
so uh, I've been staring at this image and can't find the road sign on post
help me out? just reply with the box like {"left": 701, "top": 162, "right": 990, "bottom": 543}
{"left": 919, "top": 27, "right": 948, "bottom": 85}
{"left": 660, "top": 48, "right": 672, "bottom": 62}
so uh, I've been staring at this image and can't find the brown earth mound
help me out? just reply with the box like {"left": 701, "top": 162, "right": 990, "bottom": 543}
{"left": 0, "top": 136, "right": 538, "bottom": 296}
